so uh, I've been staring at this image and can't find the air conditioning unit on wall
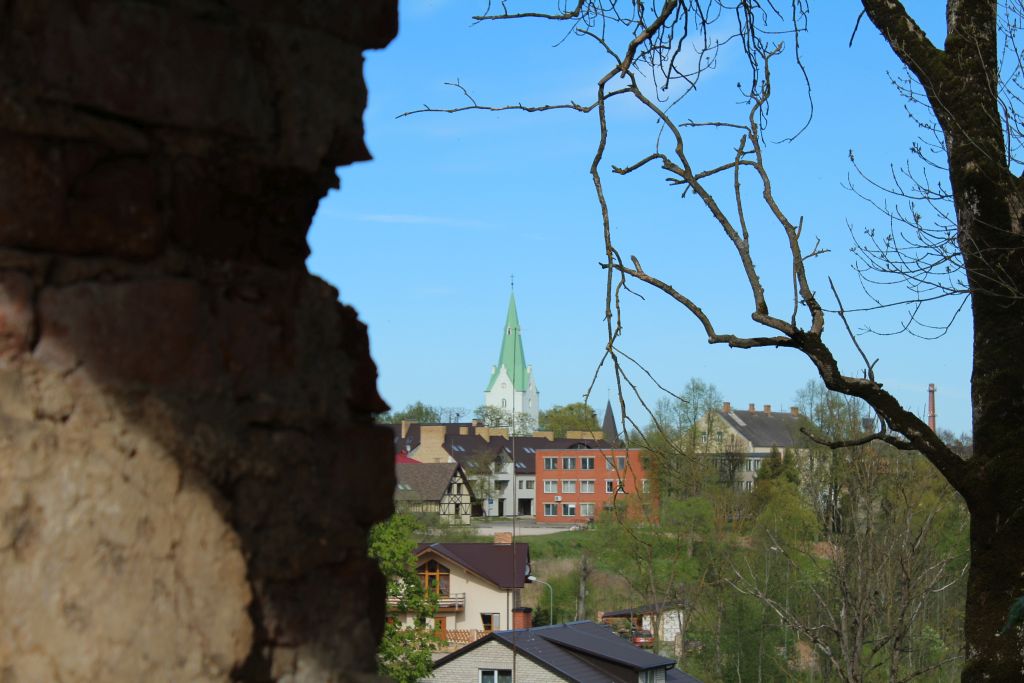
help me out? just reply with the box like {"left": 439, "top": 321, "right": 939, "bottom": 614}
{"left": 554, "top": 496, "right": 562, "bottom": 501}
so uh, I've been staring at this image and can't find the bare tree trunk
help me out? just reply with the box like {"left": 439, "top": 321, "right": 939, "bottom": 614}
{"left": 577, "top": 553, "right": 590, "bottom": 621}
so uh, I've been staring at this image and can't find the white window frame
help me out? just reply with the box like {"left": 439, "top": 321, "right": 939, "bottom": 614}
{"left": 580, "top": 480, "right": 595, "bottom": 494}
{"left": 479, "top": 670, "right": 513, "bottom": 683}
{"left": 580, "top": 457, "right": 595, "bottom": 470}
{"left": 605, "top": 479, "right": 615, "bottom": 493}
{"left": 543, "top": 480, "right": 557, "bottom": 494}
{"left": 561, "top": 479, "right": 577, "bottom": 494}
{"left": 562, "top": 502, "right": 577, "bottom": 516}
{"left": 525, "top": 479, "right": 535, "bottom": 490}
{"left": 562, "top": 456, "right": 576, "bottom": 470}
{"left": 543, "top": 457, "right": 558, "bottom": 470}
{"left": 580, "top": 502, "right": 595, "bottom": 517}
{"left": 543, "top": 503, "right": 557, "bottom": 516}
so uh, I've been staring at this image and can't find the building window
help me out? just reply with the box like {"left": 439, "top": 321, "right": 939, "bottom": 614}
{"left": 518, "top": 480, "right": 524, "bottom": 490}
{"left": 581, "top": 457, "right": 595, "bottom": 470}
{"left": 617, "top": 456, "right": 627, "bottom": 470}
{"left": 641, "top": 479, "right": 650, "bottom": 493}
{"left": 605, "top": 479, "right": 615, "bottom": 493}
{"left": 562, "top": 457, "right": 576, "bottom": 470}
{"left": 502, "top": 398, "right": 507, "bottom": 407}
{"left": 744, "top": 481, "right": 753, "bottom": 492}
{"left": 543, "top": 503, "right": 557, "bottom": 516}
{"left": 562, "top": 503, "right": 577, "bottom": 516}
{"left": 700, "top": 431, "right": 709, "bottom": 443}
{"left": 480, "top": 670, "right": 512, "bottom": 683}
{"left": 580, "top": 480, "right": 595, "bottom": 494}
{"left": 481, "top": 613, "right": 500, "bottom": 632}
{"left": 543, "top": 457, "right": 558, "bottom": 470}
{"left": 561, "top": 479, "right": 576, "bottom": 494}
{"left": 639, "top": 671, "right": 656, "bottom": 683}
{"left": 418, "top": 559, "right": 450, "bottom": 596}
{"left": 604, "top": 456, "right": 615, "bottom": 470}
{"left": 753, "top": 458, "right": 762, "bottom": 470}
{"left": 543, "top": 480, "right": 557, "bottom": 494}
{"left": 525, "top": 480, "right": 535, "bottom": 490}
{"left": 580, "top": 502, "right": 595, "bottom": 517}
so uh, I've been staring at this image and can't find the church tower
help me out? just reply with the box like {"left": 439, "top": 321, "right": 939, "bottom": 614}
{"left": 484, "top": 293, "right": 539, "bottom": 434}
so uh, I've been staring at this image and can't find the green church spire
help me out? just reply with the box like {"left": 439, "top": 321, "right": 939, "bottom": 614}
{"left": 486, "top": 293, "right": 530, "bottom": 391}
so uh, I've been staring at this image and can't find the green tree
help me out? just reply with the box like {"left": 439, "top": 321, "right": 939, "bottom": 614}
{"left": 472, "top": 404, "right": 535, "bottom": 433}
{"left": 377, "top": 401, "right": 441, "bottom": 424}
{"left": 641, "top": 378, "right": 724, "bottom": 498}
{"left": 368, "top": 513, "right": 437, "bottom": 683}
{"left": 538, "top": 402, "right": 599, "bottom": 437}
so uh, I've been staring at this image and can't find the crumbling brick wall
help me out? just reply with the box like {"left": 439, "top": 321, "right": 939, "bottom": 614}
{"left": 0, "top": 2, "right": 397, "bottom": 681}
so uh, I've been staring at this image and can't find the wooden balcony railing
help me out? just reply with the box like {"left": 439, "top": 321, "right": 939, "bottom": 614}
{"left": 386, "top": 592, "right": 466, "bottom": 612}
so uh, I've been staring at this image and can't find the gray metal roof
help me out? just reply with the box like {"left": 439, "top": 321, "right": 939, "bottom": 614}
{"left": 434, "top": 621, "right": 701, "bottom": 682}
{"left": 717, "top": 409, "right": 806, "bottom": 449}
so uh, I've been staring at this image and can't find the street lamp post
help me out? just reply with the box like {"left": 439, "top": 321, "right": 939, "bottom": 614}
{"left": 527, "top": 576, "right": 554, "bottom": 625}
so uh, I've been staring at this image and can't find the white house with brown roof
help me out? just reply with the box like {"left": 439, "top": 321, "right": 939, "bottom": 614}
{"left": 391, "top": 539, "right": 531, "bottom": 648}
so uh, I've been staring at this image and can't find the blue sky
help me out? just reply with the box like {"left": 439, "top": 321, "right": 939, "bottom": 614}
{"left": 308, "top": 1, "right": 972, "bottom": 435}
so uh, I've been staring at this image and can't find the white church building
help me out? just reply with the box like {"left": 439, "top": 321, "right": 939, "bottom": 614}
{"left": 482, "top": 293, "right": 539, "bottom": 435}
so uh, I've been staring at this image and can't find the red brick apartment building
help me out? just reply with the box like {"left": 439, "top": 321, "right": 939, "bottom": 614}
{"left": 534, "top": 448, "right": 650, "bottom": 523}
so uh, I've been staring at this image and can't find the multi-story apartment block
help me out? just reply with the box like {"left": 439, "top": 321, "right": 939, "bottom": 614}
{"left": 534, "top": 448, "right": 650, "bottom": 524}
{"left": 702, "top": 402, "right": 807, "bottom": 491}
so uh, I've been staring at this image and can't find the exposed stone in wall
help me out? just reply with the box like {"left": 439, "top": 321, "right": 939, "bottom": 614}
{"left": 0, "top": 2, "right": 397, "bottom": 681}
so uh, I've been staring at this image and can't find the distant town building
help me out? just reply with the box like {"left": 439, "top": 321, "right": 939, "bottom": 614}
{"left": 704, "top": 402, "right": 807, "bottom": 491}
{"left": 534, "top": 448, "right": 651, "bottom": 524}
{"left": 394, "top": 461, "right": 473, "bottom": 525}
{"left": 483, "top": 293, "right": 539, "bottom": 434}
{"left": 389, "top": 421, "right": 610, "bottom": 517}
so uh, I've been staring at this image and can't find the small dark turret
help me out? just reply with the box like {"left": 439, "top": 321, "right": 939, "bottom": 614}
{"left": 602, "top": 400, "right": 621, "bottom": 447}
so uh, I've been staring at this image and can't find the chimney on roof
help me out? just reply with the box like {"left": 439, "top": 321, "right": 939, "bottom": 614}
{"left": 722, "top": 401, "right": 731, "bottom": 413}
{"left": 928, "top": 383, "right": 936, "bottom": 431}
{"left": 513, "top": 607, "right": 533, "bottom": 630}
{"left": 763, "top": 404, "right": 772, "bottom": 414}
{"left": 748, "top": 403, "right": 756, "bottom": 412}
{"left": 493, "top": 532, "right": 513, "bottom": 545}
{"left": 790, "top": 406, "right": 799, "bottom": 416}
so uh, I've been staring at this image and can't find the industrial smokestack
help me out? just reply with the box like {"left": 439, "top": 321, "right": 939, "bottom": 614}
{"left": 928, "top": 383, "right": 936, "bottom": 432}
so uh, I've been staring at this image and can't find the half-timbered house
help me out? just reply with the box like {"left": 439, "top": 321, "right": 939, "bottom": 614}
{"left": 394, "top": 461, "right": 473, "bottom": 525}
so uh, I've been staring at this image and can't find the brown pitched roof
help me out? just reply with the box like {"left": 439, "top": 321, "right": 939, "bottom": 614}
{"left": 395, "top": 462, "right": 459, "bottom": 502}
{"left": 414, "top": 542, "right": 530, "bottom": 589}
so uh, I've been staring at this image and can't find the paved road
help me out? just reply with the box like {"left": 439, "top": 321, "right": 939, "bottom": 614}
{"left": 472, "top": 520, "right": 579, "bottom": 537}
